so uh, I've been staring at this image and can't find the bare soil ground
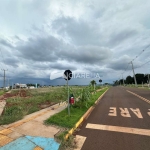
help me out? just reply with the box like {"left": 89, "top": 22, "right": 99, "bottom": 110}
{"left": 0, "top": 89, "right": 31, "bottom": 101}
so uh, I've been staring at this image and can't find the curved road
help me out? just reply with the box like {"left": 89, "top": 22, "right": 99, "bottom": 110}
{"left": 76, "top": 86, "right": 150, "bottom": 150}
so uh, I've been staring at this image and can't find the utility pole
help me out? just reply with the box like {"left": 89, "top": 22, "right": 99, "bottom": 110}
{"left": 1, "top": 69, "right": 7, "bottom": 89}
{"left": 121, "top": 73, "right": 125, "bottom": 86}
{"left": 8, "top": 78, "right": 9, "bottom": 87}
{"left": 148, "top": 74, "right": 150, "bottom": 88}
{"left": 130, "top": 61, "right": 137, "bottom": 87}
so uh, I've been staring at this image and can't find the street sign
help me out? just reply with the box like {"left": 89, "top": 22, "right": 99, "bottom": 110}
{"left": 64, "top": 70, "right": 72, "bottom": 80}
{"left": 99, "top": 79, "right": 102, "bottom": 83}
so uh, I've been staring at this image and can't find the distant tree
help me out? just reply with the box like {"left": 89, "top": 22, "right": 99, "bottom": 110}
{"left": 104, "top": 83, "right": 109, "bottom": 85}
{"left": 126, "top": 76, "right": 134, "bottom": 84}
{"left": 90, "top": 80, "right": 96, "bottom": 86}
{"left": 135, "top": 74, "right": 144, "bottom": 84}
{"left": 143, "top": 74, "right": 150, "bottom": 84}
{"left": 119, "top": 79, "right": 124, "bottom": 85}
{"left": 27, "top": 83, "right": 41, "bottom": 87}
{"left": 113, "top": 80, "right": 119, "bottom": 85}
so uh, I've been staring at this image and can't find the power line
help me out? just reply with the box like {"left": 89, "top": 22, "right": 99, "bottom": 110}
{"left": 122, "top": 63, "right": 130, "bottom": 74}
{"left": 122, "top": 44, "right": 150, "bottom": 76}
{"left": 135, "top": 60, "right": 150, "bottom": 70}
{"left": 132, "top": 44, "right": 150, "bottom": 62}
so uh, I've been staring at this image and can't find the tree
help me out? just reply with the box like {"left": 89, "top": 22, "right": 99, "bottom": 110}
{"left": 143, "top": 74, "right": 150, "bottom": 84}
{"left": 90, "top": 80, "right": 96, "bottom": 86}
{"left": 135, "top": 74, "right": 144, "bottom": 84}
{"left": 113, "top": 80, "right": 119, "bottom": 85}
{"left": 126, "top": 76, "right": 134, "bottom": 84}
{"left": 119, "top": 79, "right": 124, "bottom": 85}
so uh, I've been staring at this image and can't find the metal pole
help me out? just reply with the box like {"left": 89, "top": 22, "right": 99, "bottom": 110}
{"left": 8, "top": 78, "right": 9, "bottom": 88}
{"left": 131, "top": 61, "right": 137, "bottom": 87}
{"left": 148, "top": 74, "right": 150, "bottom": 88}
{"left": 1, "top": 69, "right": 8, "bottom": 89}
{"left": 4, "top": 70, "right": 5, "bottom": 89}
{"left": 122, "top": 73, "right": 125, "bottom": 86}
{"left": 67, "top": 78, "right": 70, "bottom": 116}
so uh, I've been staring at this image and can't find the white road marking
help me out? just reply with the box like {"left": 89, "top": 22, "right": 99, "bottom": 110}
{"left": 127, "top": 90, "right": 150, "bottom": 104}
{"left": 120, "top": 108, "right": 131, "bottom": 117}
{"left": 108, "top": 107, "right": 117, "bottom": 116}
{"left": 130, "top": 108, "right": 143, "bottom": 118}
{"left": 74, "top": 135, "right": 87, "bottom": 150}
{"left": 86, "top": 123, "right": 150, "bottom": 136}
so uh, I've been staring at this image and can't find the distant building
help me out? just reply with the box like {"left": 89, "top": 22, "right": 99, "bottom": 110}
{"left": 28, "top": 86, "right": 35, "bottom": 89}
{"left": 14, "top": 83, "right": 27, "bottom": 89}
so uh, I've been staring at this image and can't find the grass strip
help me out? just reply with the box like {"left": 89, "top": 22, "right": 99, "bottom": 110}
{"left": 45, "top": 88, "right": 108, "bottom": 129}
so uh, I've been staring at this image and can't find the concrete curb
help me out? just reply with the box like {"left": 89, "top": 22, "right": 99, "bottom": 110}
{"left": 65, "top": 88, "right": 109, "bottom": 140}
{"left": 127, "top": 90, "right": 150, "bottom": 104}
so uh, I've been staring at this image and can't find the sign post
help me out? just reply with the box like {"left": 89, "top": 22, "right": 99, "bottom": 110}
{"left": 67, "top": 77, "right": 70, "bottom": 116}
{"left": 64, "top": 70, "right": 72, "bottom": 116}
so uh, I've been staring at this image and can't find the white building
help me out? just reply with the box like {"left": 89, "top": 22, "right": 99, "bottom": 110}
{"left": 14, "top": 83, "right": 27, "bottom": 89}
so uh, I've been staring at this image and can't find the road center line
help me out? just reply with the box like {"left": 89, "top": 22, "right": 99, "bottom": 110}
{"left": 86, "top": 123, "right": 150, "bottom": 136}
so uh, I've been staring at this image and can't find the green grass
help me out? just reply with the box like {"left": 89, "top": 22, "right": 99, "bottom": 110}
{"left": 0, "top": 90, "right": 6, "bottom": 96}
{"left": 0, "top": 86, "right": 92, "bottom": 125}
{"left": 45, "top": 88, "right": 108, "bottom": 129}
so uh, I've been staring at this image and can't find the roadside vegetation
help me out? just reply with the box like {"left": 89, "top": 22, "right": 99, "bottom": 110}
{"left": 45, "top": 88, "right": 107, "bottom": 128}
{"left": 0, "top": 86, "right": 83, "bottom": 125}
{"left": 45, "top": 87, "right": 108, "bottom": 150}
{"left": 0, "top": 85, "right": 103, "bottom": 125}
{"left": 114, "top": 73, "right": 150, "bottom": 88}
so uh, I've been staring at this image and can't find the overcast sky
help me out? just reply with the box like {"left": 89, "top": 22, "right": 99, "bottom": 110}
{"left": 0, "top": 0, "right": 150, "bottom": 86}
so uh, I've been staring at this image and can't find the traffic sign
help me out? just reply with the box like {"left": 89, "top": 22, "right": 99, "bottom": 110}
{"left": 64, "top": 70, "right": 72, "bottom": 80}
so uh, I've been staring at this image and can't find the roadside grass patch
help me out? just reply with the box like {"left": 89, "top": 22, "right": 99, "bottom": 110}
{"left": 0, "top": 90, "right": 6, "bottom": 96}
{"left": 46, "top": 107, "right": 87, "bottom": 128}
{"left": 56, "top": 131, "right": 76, "bottom": 150}
{"left": 0, "top": 86, "right": 88, "bottom": 125}
{"left": 45, "top": 88, "right": 108, "bottom": 129}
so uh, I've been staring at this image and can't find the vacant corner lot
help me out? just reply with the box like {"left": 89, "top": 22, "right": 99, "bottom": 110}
{"left": 0, "top": 86, "right": 92, "bottom": 125}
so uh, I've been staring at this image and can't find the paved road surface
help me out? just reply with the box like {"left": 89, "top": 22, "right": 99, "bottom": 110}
{"left": 76, "top": 86, "right": 150, "bottom": 150}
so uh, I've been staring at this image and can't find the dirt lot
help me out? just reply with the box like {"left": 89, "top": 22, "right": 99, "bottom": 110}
{"left": 0, "top": 89, "right": 30, "bottom": 101}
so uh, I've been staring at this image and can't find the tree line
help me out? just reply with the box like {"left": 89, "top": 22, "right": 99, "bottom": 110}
{"left": 114, "top": 73, "right": 150, "bottom": 85}
{"left": 26, "top": 83, "right": 41, "bottom": 87}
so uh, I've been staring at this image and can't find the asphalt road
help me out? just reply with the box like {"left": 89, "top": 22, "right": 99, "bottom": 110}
{"left": 76, "top": 86, "right": 150, "bottom": 150}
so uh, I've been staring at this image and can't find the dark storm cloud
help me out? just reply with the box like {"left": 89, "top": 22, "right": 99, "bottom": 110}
{"left": 0, "top": 38, "right": 14, "bottom": 48}
{"left": 30, "top": 62, "right": 77, "bottom": 70}
{"left": 16, "top": 35, "right": 112, "bottom": 65}
{"left": 16, "top": 36, "right": 61, "bottom": 62}
{"left": 52, "top": 17, "right": 100, "bottom": 45}
{"left": 3, "top": 57, "right": 19, "bottom": 67}
{"left": 50, "top": 63, "right": 77, "bottom": 70}
{"left": 107, "top": 55, "right": 141, "bottom": 70}
{"left": 60, "top": 46, "right": 112, "bottom": 64}
{"left": 108, "top": 29, "right": 138, "bottom": 47}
